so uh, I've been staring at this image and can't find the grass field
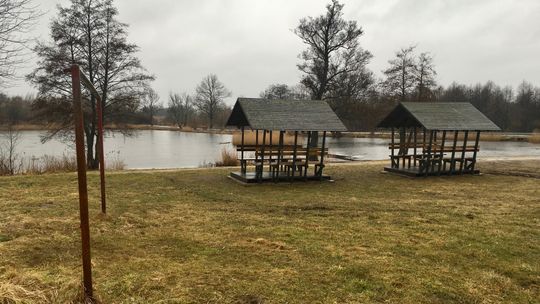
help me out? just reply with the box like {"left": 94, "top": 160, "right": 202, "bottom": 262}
{"left": 0, "top": 161, "right": 539, "bottom": 303}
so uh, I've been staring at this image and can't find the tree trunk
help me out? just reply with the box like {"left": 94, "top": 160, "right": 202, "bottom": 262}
{"left": 86, "top": 130, "right": 98, "bottom": 170}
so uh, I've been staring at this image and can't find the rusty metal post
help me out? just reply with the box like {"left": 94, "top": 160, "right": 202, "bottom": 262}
{"left": 96, "top": 95, "right": 106, "bottom": 214}
{"left": 78, "top": 70, "right": 106, "bottom": 214}
{"left": 70, "top": 64, "right": 94, "bottom": 300}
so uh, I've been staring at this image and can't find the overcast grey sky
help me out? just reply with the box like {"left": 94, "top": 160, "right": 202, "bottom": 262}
{"left": 5, "top": 0, "right": 540, "bottom": 105}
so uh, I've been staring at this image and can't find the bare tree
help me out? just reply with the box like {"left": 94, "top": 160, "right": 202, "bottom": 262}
{"left": 382, "top": 46, "right": 417, "bottom": 103}
{"left": 0, "top": 0, "right": 39, "bottom": 86}
{"left": 168, "top": 92, "right": 193, "bottom": 128}
{"left": 415, "top": 52, "right": 437, "bottom": 102}
{"left": 0, "top": 124, "right": 22, "bottom": 175}
{"left": 260, "top": 84, "right": 293, "bottom": 99}
{"left": 143, "top": 88, "right": 160, "bottom": 126}
{"left": 295, "top": 0, "right": 372, "bottom": 147}
{"left": 27, "top": 0, "right": 154, "bottom": 169}
{"left": 294, "top": 0, "right": 371, "bottom": 100}
{"left": 259, "top": 83, "right": 310, "bottom": 100}
{"left": 194, "top": 74, "right": 231, "bottom": 129}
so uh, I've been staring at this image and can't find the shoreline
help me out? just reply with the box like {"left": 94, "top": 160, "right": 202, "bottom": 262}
{"left": 1, "top": 124, "right": 539, "bottom": 143}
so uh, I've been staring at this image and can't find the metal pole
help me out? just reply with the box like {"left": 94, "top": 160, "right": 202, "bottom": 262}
{"left": 70, "top": 64, "right": 93, "bottom": 300}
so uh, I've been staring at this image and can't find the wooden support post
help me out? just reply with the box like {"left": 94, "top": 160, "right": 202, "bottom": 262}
{"left": 70, "top": 65, "right": 94, "bottom": 300}
{"left": 291, "top": 131, "right": 298, "bottom": 181}
{"left": 470, "top": 131, "right": 481, "bottom": 172}
{"left": 275, "top": 131, "right": 284, "bottom": 182}
{"left": 413, "top": 127, "right": 417, "bottom": 167}
{"left": 399, "top": 126, "right": 407, "bottom": 155}
{"left": 268, "top": 130, "right": 273, "bottom": 171}
{"left": 304, "top": 132, "right": 311, "bottom": 180}
{"left": 259, "top": 130, "right": 267, "bottom": 183}
{"left": 459, "top": 130, "right": 469, "bottom": 173}
{"left": 255, "top": 129, "right": 259, "bottom": 160}
{"left": 423, "top": 128, "right": 426, "bottom": 148}
{"left": 391, "top": 127, "right": 395, "bottom": 168}
{"left": 318, "top": 131, "right": 327, "bottom": 180}
{"left": 424, "top": 130, "right": 434, "bottom": 176}
{"left": 255, "top": 129, "right": 259, "bottom": 176}
{"left": 449, "top": 131, "right": 458, "bottom": 175}
{"left": 438, "top": 131, "right": 446, "bottom": 175}
{"left": 240, "top": 126, "right": 245, "bottom": 174}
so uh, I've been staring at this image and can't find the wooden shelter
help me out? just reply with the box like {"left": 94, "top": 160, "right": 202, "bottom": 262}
{"left": 225, "top": 98, "right": 347, "bottom": 183}
{"left": 377, "top": 102, "right": 501, "bottom": 177}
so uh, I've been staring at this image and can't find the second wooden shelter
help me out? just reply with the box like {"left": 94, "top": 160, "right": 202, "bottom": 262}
{"left": 377, "top": 102, "right": 501, "bottom": 177}
{"left": 225, "top": 98, "right": 347, "bottom": 183}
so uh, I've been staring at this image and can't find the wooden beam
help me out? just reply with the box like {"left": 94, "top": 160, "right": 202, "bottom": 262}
{"left": 424, "top": 130, "right": 434, "bottom": 176}
{"left": 318, "top": 131, "right": 327, "bottom": 180}
{"left": 275, "top": 131, "right": 284, "bottom": 182}
{"left": 304, "top": 132, "right": 311, "bottom": 180}
{"left": 268, "top": 130, "right": 273, "bottom": 171}
{"left": 255, "top": 129, "right": 259, "bottom": 161}
{"left": 459, "top": 130, "right": 469, "bottom": 173}
{"left": 241, "top": 126, "right": 245, "bottom": 174}
{"left": 259, "top": 130, "right": 267, "bottom": 183}
{"left": 437, "top": 130, "right": 446, "bottom": 175}
{"left": 391, "top": 127, "right": 395, "bottom": 168}
{"left": 291, "top": 131, "right": 298, "bottom": 181}
{"left": 450, "top": 131, "right": 458, "bottom": 175}
{"left": 470, "top": 131, "right": 481, "bottom": 171}
{"left": 413, "top": 127, "right": 417, "bottom": 167}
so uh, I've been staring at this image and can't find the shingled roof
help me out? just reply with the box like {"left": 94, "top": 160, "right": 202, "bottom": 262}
{"left": 226, "top": 98, "right": 347, "bottom": 131}
{"left": 377, "top": 102, "right": 501, "bottom": 131}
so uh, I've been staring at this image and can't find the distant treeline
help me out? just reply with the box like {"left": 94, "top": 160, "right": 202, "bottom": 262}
{"left": 335, "top": 81, "right": 540, "bottom": 132}
{"left": 0, "top": 92, "right": 232, "bottom": 129}
{"left": 2, "top": 80, "right": 539, "bottom": 132}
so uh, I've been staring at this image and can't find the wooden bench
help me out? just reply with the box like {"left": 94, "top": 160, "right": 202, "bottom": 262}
{"left": 237, "top": 145, "right": 328, "bottom": 180}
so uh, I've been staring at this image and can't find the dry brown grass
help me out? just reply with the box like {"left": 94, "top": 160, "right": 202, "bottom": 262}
{"left": 214, "top": 147, "right": 239, "bottom": 167}
{"left": 24, "top": 155, "right": 78, "bottom": 174}
{"left": 478, "top": 132, "right": 504, "bottom": 141}
{"left": 529, "top": 133, "right": 540, "bottom": 143}
{"left": 1, "top": 160, "right": 538, "bottom": 303}
{"left": 232, "top": 130, "right": 303, "bottom": 146}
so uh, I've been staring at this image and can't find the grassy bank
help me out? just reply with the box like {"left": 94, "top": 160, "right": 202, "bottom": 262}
{"left": 342, "top": 131, "right": 540, "bottom": 143}
{"left": 0, "top": 161, "right": 539, "bottom": 303}
{"left": 2, "top": 124, "right": 539, "bottom": 143}
{"left": 0, "top": 123, "right": 235, "bottom": 135}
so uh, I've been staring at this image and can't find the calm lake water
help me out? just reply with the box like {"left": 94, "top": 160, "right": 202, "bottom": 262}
{"left": 3, "top": 130, "right": 540, "bottom": 169}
